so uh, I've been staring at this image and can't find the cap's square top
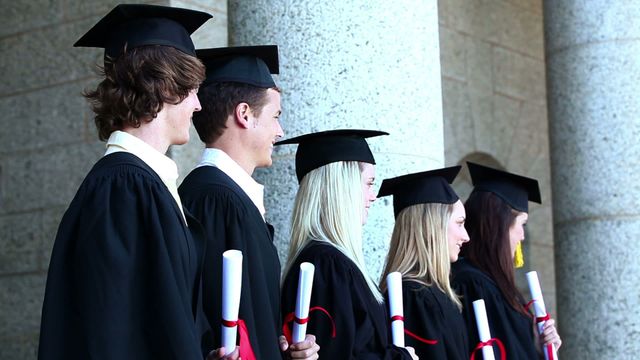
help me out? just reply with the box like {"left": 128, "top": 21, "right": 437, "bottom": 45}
{"left": 378, "top": 166, "right": 461, "bottom": 218}
{"left": 74, "top": 4, "right": 212, "bottom": 59}
{"left": 197, "top": 45, "right": 279, "bottom": 88}
{"left": 467, "top": 162, "right": 541, "bottom": 212}
{"left": 276, "top": 129, "right": 388, "bottom": 182}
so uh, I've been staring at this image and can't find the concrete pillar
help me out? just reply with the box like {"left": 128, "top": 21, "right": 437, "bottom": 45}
{"left": 544, "top": 2, "right": 640, "bottom": 357}
{"left": 228, "top": 0, "right": 445, "bottom": 278}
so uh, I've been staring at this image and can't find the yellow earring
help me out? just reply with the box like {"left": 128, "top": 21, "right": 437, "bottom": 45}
{"left": 514, "top": 242, "right": 524, "bottom": 268}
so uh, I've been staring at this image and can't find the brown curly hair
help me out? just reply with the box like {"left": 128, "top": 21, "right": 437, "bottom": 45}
{"left": 193, "top": 82, "right": 279, "bottom": 145}
{"left": 84, "top": 46, "right": 205, "bottom": 141}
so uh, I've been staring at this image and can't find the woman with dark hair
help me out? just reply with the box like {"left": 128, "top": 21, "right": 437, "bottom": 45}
{"left": 452, "top": 162, "right": 562, "bottom": 359}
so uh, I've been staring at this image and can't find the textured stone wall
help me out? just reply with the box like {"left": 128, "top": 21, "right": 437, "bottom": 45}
{"left": 545, "top": 1, "right": 640, "bottom": 357}
{"left": 438, "top": 0, "right": 557, "bottom": 316}
{"left": 0, "top": 1, "right": 225, "bottom": 358}
{"left": 227, "top": 0, "right": 446, "bottom": 281}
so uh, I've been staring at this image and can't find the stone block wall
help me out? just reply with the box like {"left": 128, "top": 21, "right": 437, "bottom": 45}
{"left": 438, "top": 0, "right": 557, "bottom": 314}
{"left": 0, "top": 1, "right": 225, "bottom": 358}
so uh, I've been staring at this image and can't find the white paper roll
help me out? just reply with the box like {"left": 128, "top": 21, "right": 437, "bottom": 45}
{"left": 472, "top": 299, "right": 496, "bottom": 360}
{"left": 221, "top": 250, "right": 243, "bottom": 352}
{"left": 526, "top": 271, "right": 559, "bottom": 360}
{"left": 292, "top": 262, "right": 315, "bottom": 344}
{"left": 386, "top": 271, "right": 405, "bottom": 347}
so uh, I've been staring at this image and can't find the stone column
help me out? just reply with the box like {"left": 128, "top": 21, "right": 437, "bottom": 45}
{"left": 228, "top": 0, "right": 445, "bottom": 278}
{"left": 544, "top": 2, "right": 640, "bottom": 357}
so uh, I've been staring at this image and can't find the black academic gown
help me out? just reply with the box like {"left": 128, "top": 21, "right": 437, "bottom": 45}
{"left": 451, "top": 258, "right": 538, "bottom": 360}
{"left": 281, "top": 241, "right": 412, "bottom": 359}
{"left": 396, "top": 280, "right": 469, "bottom": 360}
{"left": 39, "top": 152, "right": 205, "bottom": 360}
{"left": 179, "top": 166, "right": 282, "bottom": 359}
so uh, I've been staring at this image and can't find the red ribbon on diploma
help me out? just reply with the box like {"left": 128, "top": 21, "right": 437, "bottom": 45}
{"left": 221, "top": 318, "right": 256, "bottom": 360}
{"left": 536, "top": 313, "right": 550, "bottom": 324}
{"left": 524, "top": 299, "right": 535, "bottom": 313}
{"left": 282, "top": 306, "right": 336, "bottom": 344}
{"left": 221, "top": 319, "right": 237, "bottom": 327}
{"left": 524, "top": 300, "right": 552, "bottom": 323}
{"left": 470, "top": 338, "right": 506, "bottom": 360}
{"left": 545, "top": 343, "right": 555, "bottom": 360}
{"left": 389, "top": 315, "right": 438, "bottom": 345}
{"left": 524, "top": 300, "right": 556, "bottom": 360}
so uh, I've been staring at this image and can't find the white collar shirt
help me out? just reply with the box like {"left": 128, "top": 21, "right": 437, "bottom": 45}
{"left": 104, "top": 130, "right": 186, "bottom": 222}
{"left": 197, "top": 148, "right": 266, "bottom": 219}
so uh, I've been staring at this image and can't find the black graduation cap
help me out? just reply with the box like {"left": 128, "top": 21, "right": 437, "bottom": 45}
{"left": 377, "top": 166, "right": 461, "bottom": 218}
{"left": 196, "top": 45, "right": 279, "bottom": 88}
{"left": 74, "top": 4, "right": 212, "bottom": 59}
{"left": 275, "top": 129, "right": 388, "bottom": 182}
{"left": 467, "top": 162, "right": 541, "bottom": 212}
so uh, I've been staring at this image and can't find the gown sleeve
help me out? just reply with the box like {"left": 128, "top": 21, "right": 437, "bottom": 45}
{"left": 39, "top": 161, "right": 202, "bottom": 360}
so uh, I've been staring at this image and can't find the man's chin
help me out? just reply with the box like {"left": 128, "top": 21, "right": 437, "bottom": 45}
{"left": 253, "top": 158, "right": 273, "bottom": 171}
{"left": 172, "top": 135, "right": 189, "bottom": 146}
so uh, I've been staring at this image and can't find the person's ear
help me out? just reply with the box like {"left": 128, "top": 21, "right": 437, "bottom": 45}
{"left": 234, "top": 102, "right": 251, "bottom": 129}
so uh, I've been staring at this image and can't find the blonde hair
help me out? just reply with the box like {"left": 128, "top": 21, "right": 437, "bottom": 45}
{"left": 284, "top": 161, "right": 384, "bottom": 303}
{"left": 379, "top": 202, "right": 462, "bottom": 310}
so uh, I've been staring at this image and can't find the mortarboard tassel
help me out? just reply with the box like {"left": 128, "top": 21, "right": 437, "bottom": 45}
{"left": 514, "top": 242, "right": 524, "bottom": 268}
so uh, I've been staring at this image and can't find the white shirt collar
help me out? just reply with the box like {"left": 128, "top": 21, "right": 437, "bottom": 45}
{"left": 198, "top": 148, "right": 266, "bottom": 218}
{"left": 104, "top": 131, "right": 185, "bottom": 221}
{"left": 104, "top": 131, "right": 179, "bottom": 181}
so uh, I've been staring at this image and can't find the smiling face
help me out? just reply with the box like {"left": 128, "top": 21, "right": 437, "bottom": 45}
{"left": 447, "top": 200, "right": 470, "bottom": 262}
{"left": 247, "top": 88, "right": 283, "bottom": 169}
{"left": 509, "top": 211, "right": 528, "bottom": 258}
{"left": 360, "top": 162, "right": 376, "bottom": 225}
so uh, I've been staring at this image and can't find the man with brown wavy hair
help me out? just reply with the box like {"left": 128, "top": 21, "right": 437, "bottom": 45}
{"left": 39, "top": 5, "right": 212, "bottom": 359}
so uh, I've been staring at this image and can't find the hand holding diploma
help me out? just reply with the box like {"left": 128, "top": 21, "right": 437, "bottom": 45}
{"left": 526, "top": 271, "right": 562, "bottom": 359}
{"left": 206, "top": 346, "right": 239, "bottom": 360}
{"left": 292, "top": 262, "right": 315, "bottom": 344}
{"left": 279, "top": 262, "right": 320, "bottom": 359}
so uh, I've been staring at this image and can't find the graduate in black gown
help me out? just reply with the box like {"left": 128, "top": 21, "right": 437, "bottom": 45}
{"left": 38, "top": 4, "right": 212, "bottom": 359}
{"left": 278, "top": 130, "right": 417, "bottom": 359}
{"left": 179, "top": 46, "right": 319, "bottom": 360}
{"left": 451, "top": 162, "right": 562, "bottom": 359}
{"left": 378, "top": 166, "right": 470, "bottom": 360}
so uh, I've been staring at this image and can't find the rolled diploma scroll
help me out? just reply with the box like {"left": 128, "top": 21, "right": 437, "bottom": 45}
{"left": 386, "top": 271, "right": 405, "bottom": 347}
{"left": 292, "top": 262, "right": 315, "bottom": 343}
{"left": 472, "top": 299, "right": 496, "bottom": 360}
{"left": 526, "top": 271, "right": 558, "bottom": 360}
{"left": 221, "top": 250, "right": 243, "bottom": 352}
